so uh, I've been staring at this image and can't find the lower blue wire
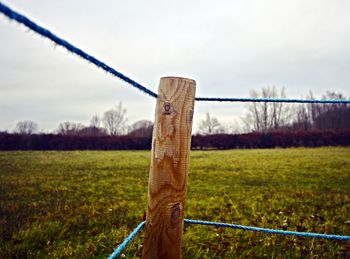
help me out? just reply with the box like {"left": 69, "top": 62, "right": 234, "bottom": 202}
{"left": 184, "top": 219, "right": 350, "bottom": 241}
{"left": 109, "top": 219, "right": 350, "bottom": 258}
{"left": 108, "top": 221, "right": 146, "bottom": 259}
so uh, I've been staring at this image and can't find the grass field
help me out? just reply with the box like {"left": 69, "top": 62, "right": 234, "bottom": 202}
{"left": 1, "top": 148, "right": 350, "bottom": 258}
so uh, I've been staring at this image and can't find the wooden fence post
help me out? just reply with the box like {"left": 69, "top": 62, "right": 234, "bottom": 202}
{"left": 142, "top": 77, "right": 196, "bottom": 259}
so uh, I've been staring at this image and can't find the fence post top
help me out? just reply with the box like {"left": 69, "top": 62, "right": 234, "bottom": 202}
{"left": 160, "top": 76, "right": 196, "bottom": 84}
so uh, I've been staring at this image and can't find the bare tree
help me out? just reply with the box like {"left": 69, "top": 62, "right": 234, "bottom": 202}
{"left": 14, "top": 120, "right": 39, "bottom": 135}
{"left": 128, "top": 120, "right": 153, "bottom": 137}
{"left": 290, "top": 90, "right": 350, "bottom": 131}
{"left": 78, "top": 126, "right": 107, "bottom": 136}
{"left": 293, "top": 104, "right": 312, "bottom": 130}
{"left": 57, "top": 122, "right": 84, "bottom": 135}
{"left": 313, "top": 91, "right": 350, "bottom": 130}
{"left": 90, "top": 115, "right": 101, "bottom": 128}
{"left": 225, "top": 120, "right": 242, "bottom": 134}
{"left": 288, "top": 91, "right": 316, "bottom": 131}
{"left": 243, "top": 86, "right": 291, "bottom": 132}
{"left": 198, "top": 112, "right": 223, "bottom": 135}
{"left": 102, "top": 102, "right": 128, "bottom": 136}
{"left": 74, "top": 114, "right": 107, "bottom": 136}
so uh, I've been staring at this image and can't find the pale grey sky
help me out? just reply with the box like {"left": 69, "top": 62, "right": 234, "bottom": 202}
{"left": 1, "top": 0, "right": 349, "bottom": 132}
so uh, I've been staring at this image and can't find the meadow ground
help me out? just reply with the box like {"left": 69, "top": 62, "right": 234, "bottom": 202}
{"left": 1, "top": 147, "right": 350, "bottom": 258}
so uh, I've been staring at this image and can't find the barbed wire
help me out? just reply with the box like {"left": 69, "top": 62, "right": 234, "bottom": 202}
{"left": 108, "top": 221, "right": 145, "bottom": 259}
{"left": 2, "top": 3, "right": 350, "bottom": 258}
{"left": 1, "top": 2, "right": 350, "bottom": 104}
{"left": 0, "top": 2, "right": 157, "bottom": 98}
{"left": 195, "top": 97, "right": 350, "bottom": 103}
{"left": 108, "top": 219, "right": 350, "bottom": 258}
{"left": 184, "top": 219, "right": 350, "bottom": 240}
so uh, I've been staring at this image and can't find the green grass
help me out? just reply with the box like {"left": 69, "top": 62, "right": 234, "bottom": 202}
{"left": 1, "top": 148, "right": 350, "bottom": 258}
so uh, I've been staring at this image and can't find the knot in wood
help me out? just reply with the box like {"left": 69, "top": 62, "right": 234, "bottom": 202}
{"left": 171, "top": 203, "right": 181, "bottom": 224}
{"left": 163, "top": 102, "right": 171, "bottom": 115}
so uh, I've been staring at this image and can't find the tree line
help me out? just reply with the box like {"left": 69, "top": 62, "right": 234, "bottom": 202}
{"left": 198, "top": 88, "right": 350, "bottom": 134}
{"left": 10, "top": 102, "right": 153, "bottom": 138}
{"left": 1, "top": 88, "right": 349, "bottom": 150}
{"left": 1, "top": 130, "right": 349, "bottom": 150}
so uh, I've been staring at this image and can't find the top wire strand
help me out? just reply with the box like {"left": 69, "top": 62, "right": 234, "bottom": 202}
{"left": 1, "top": 2, "right": 350, "bottom": 104}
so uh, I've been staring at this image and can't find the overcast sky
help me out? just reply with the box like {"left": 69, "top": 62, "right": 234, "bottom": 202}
{"left": 1, "top": 0, "right": 349, "bottom": 132}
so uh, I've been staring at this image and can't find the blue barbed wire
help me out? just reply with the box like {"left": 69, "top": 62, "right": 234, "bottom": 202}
{"left": 0, "top": 2, "right": 158, "bottom": 99}
{"left": 108, "top": 221, "right": 145, "bottom": 259}
{"left": 109, "top": 219, "right": 350, "bottom": 258}
{"left": 1, "top": 2, "right": 350, "bottom": 104}
{"left": 195, "top": 97, "right": 350, "bottom": 104}
{"left": 184, "top": 219, "right": 350, "bottom": 241}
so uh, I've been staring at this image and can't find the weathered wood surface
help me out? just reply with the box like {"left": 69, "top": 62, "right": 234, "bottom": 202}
{"left": 142, "top": 77, "right": 196, "bottom": 259}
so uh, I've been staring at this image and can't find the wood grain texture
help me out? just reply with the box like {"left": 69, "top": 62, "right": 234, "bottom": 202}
{"left": 142, "top": 77, "right": 196, "bottom": 259}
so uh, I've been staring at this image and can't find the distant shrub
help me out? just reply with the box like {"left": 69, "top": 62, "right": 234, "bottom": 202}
{"left": 0, "top": 130, "right": 349, "bottom": 150}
